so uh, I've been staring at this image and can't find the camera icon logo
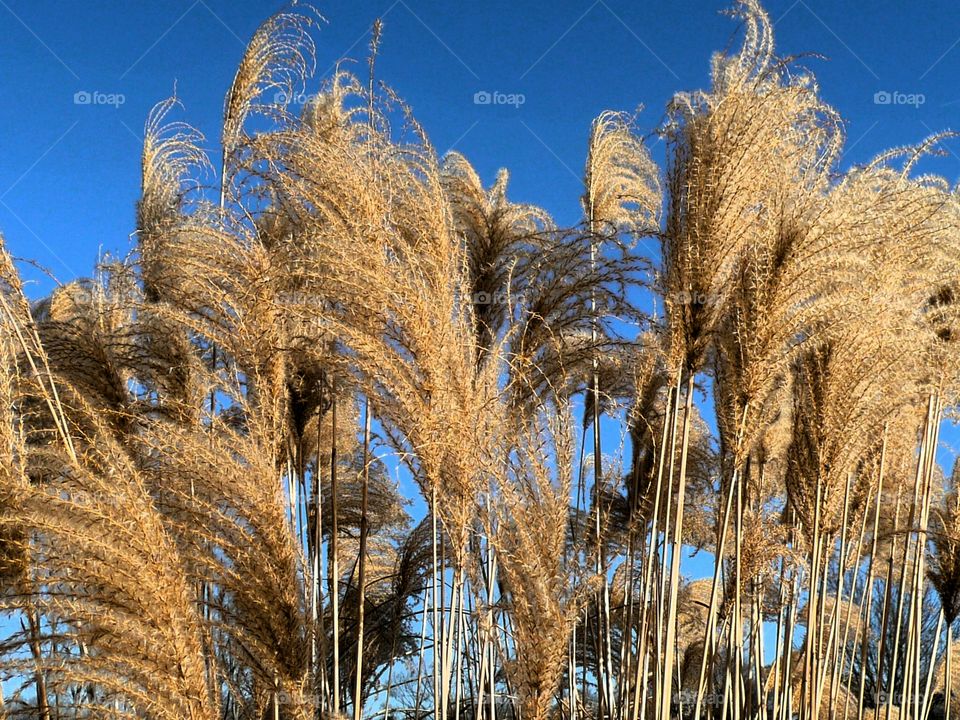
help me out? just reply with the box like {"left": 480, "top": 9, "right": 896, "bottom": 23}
{"left": 473, "top": 91, "right": 492, "bottom": 105}
{"left": 74, "top": 91, "right": 92, "bottom": 105}
{"left": 873, "top": 90, "right": 892, "bottom": 105}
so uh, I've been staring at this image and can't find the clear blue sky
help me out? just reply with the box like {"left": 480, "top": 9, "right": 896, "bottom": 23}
{"left": 3, "top": 0, "right": 960, "bottom": 644}
{"left": 1, "top": 0, "right": 959, "bottom": 470}
{"left": 1, "top": 0, "right": 959, "bottom": 292}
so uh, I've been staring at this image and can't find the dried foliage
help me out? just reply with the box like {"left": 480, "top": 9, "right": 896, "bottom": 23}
{"left": 4, "top": 2, "right": 960, "bottom": 720}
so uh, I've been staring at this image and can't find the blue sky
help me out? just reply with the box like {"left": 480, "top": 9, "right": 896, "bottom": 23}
{"left": 2, "top": 0, "right": 960, "bottom": 293}
{"left": 2, "top": 1, "right": 960, "bottom": 507}
{"left": 2, "top": 0, "right": 959, "bottom": 664}
{"left": 2, "top": 0, "right": 960, "bottom": 517}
